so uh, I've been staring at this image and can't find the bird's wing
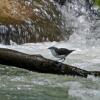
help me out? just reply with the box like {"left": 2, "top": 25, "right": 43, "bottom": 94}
{"left": 56, "top": 48, "right": 70, "bottom": 55}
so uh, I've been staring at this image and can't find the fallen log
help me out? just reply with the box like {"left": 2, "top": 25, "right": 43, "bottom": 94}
{"left": 0, "top": 48, "right": 99, "bottom": 78}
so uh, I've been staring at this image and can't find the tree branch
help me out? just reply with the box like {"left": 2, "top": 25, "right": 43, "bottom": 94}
{"left": 0, "top": 48, "right": 99, "bottom": 78}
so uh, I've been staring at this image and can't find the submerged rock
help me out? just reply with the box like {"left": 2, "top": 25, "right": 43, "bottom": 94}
{"left": 54, "top": 0, "right": 66, "bottom": 5}
{"left": 0, "top": 0, "right": 65, "bottom": 44}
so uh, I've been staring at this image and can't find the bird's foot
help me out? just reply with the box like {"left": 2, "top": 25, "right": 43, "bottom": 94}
{"left": 58, "top": 58, "right": 65, "bottom": 62}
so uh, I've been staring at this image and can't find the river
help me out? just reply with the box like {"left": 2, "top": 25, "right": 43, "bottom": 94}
{"left": 0, "top": 41, "right": 100, "bottom": 100}
{"left": 0, "top": 0, "right": 100, "bottom": 99}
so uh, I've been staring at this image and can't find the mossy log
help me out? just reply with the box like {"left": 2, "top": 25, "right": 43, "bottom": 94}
{"left": 0, "top": 48, "right": 99, "bottom": 78}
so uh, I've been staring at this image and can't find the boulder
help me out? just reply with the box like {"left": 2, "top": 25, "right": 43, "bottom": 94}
{"left": 0, "top": 0, "right": 65, "bottom": 44}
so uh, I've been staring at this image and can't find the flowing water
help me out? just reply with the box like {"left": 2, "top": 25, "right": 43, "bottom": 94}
{"left": 0, "top": 0, "right": 100, "bottom": 100}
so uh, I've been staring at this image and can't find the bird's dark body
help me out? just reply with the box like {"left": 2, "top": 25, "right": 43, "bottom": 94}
{"left": 55, "top": 48, "right": 73, "bottom": 56}
{"left": 48, "top": 47, "right": 74, "bottom": 62}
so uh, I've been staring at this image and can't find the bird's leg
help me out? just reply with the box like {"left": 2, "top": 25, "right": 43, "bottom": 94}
{"left": 62, "top": 58, "right": 65, "bottom": 62}
{"left": 58, "top": 58, "right": 62, "bottom": 62}
{"left": 58, "top": 58, "right": 65, "bottom": 62}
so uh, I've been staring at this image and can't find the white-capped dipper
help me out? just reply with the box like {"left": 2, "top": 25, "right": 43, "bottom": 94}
{"left": 48, "top": 46, "right": 74, "bottom": 62}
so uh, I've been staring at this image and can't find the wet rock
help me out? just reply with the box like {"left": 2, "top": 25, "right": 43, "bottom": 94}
{"left": 54, "top": 0, "right": 66, "bottom": 5}
{"left": 0, "top": 0, "right": 65, "bottom": 44}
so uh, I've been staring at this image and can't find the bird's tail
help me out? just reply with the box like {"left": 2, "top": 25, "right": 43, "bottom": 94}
{"left": 70, "top": 50, "right": 75, "bottom": 52}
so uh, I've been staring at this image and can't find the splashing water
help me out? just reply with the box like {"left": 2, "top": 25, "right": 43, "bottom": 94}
{"left": 59, "top": 0, "right": 100, "bottom": 48}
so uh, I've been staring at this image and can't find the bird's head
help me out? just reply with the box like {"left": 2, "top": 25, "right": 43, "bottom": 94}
{"left": 48, "top": 46, "right": 57, "bottom": 50}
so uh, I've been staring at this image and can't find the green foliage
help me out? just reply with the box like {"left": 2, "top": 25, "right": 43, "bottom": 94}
{"left": 95, "top": 0, "right": 100, "bottom": 6}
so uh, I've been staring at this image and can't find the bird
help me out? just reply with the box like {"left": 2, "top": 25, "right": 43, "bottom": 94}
{"left": 48, "top": 46, "right": 75, "bottom": 62}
